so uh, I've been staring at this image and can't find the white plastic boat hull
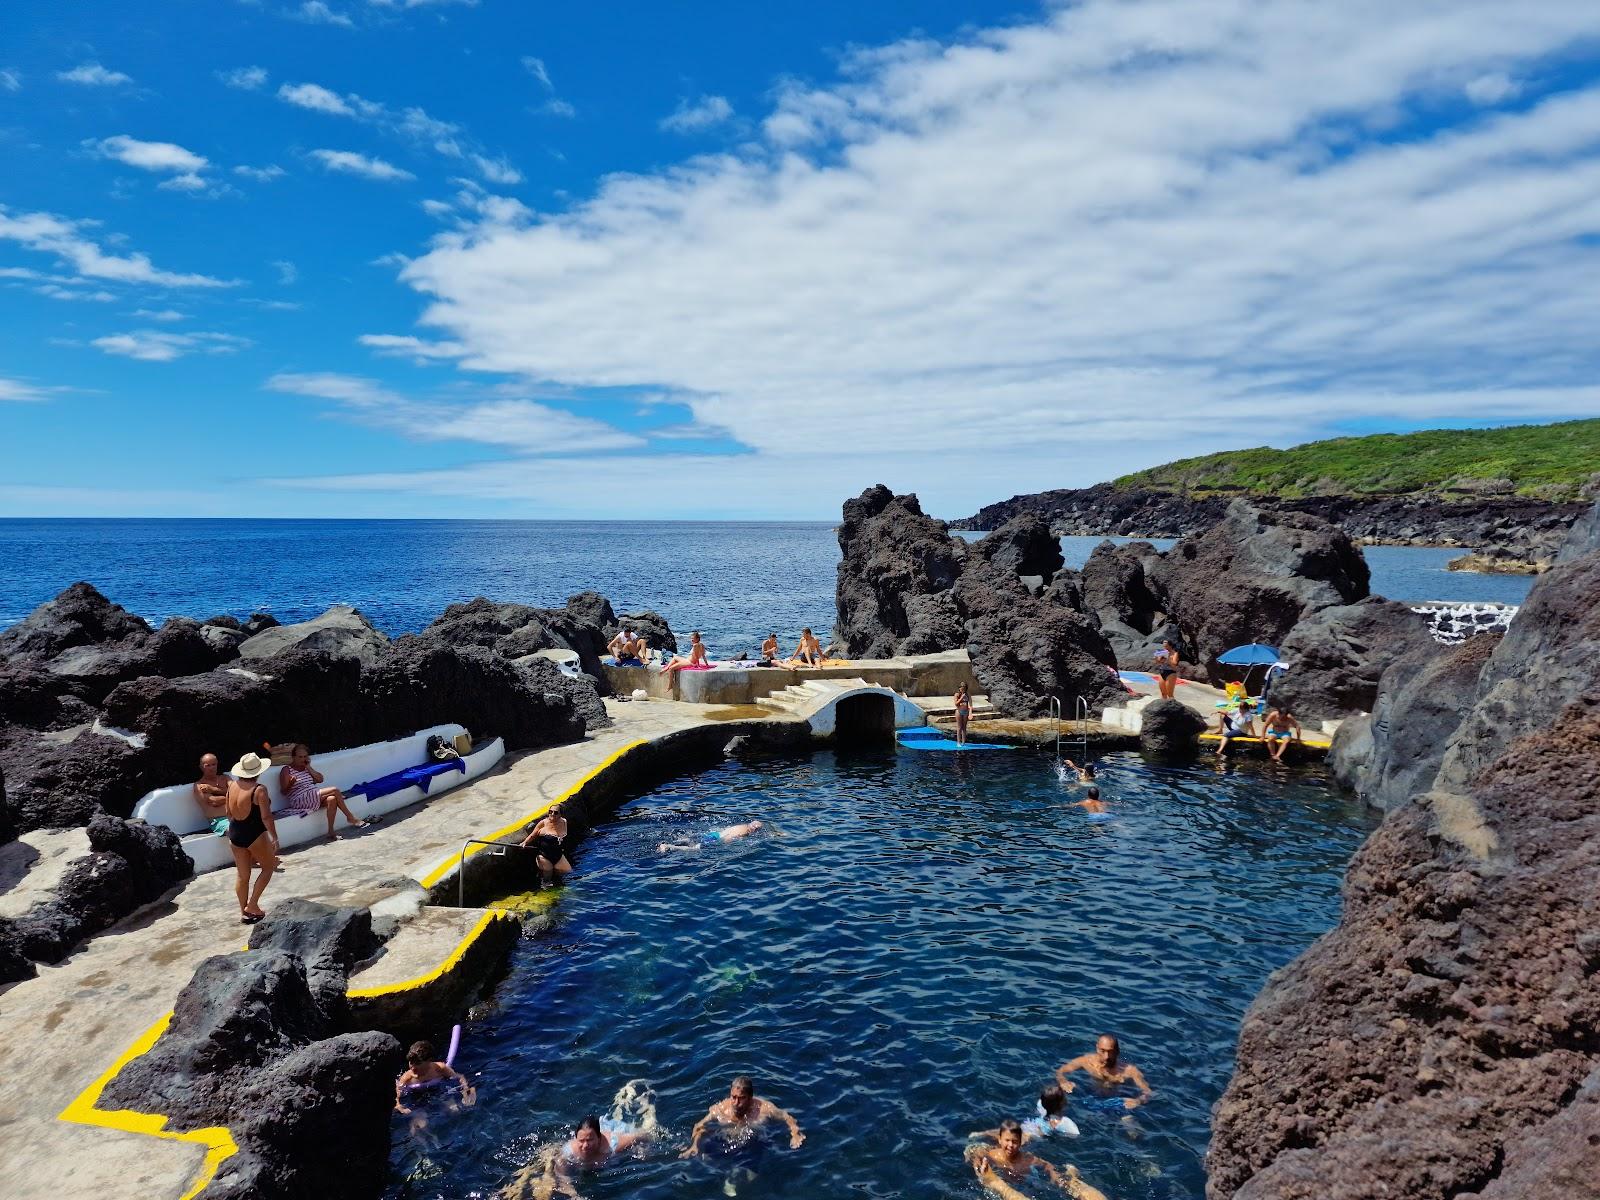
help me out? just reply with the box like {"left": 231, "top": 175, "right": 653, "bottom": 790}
{"left": 131, "top": 723, "right": 506, "bottom": 874}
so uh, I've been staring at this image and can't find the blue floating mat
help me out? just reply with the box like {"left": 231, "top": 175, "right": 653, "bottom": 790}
{"left": 895, "top": 725, "right": 1015, "bottom": 752}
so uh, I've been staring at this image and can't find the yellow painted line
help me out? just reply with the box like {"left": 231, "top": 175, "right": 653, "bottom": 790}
{"left": 58, "top": 1010, "right": 239, "bottom": 1200}
{"left": 417, "top": 739, "right": 649, "bottom": 889}
{"left": 348, "top": 908, "right": 513, "bottom": 999}
{"left": 1199, "top": 733, "right": 1331, "bottom": 749}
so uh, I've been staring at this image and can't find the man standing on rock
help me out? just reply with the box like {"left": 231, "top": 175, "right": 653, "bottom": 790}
{"left": 1055, "top": 1035, "right": 1152, "bottom": 1110}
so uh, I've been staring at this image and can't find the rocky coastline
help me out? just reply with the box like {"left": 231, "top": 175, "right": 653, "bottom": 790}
{"left": 953, "top": 483, "right": 1587, "bottom": 568}
{"left": 0, "top": 583, "right": 674, "bottom": 984}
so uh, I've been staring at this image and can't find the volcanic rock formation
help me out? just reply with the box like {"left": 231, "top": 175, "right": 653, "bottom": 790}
{"left": 1208, "top": 501, "right": 1600, "bottom": 1199}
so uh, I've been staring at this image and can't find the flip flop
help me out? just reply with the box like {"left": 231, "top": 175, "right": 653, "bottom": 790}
{"left": 240, "top": 912, "right": 264, "bottom": 925}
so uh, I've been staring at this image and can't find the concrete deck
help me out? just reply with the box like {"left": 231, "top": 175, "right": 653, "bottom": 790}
{"left": 0, "top": 699, "right": 727, "bottom": 1200}
{"left": 604, "top": 649, "right": 975, "bottom": 705}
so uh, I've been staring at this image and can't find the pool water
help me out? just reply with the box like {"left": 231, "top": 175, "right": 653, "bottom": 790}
{"left": 386, "top": 748, "right": 1375, "bottom": 1199}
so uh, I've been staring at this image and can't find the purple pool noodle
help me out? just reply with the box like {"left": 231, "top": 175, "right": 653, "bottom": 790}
{"left": 446, "top": 1023, "right": 462, "bottom": 1068}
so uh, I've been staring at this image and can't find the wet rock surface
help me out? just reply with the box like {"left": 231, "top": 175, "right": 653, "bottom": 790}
{"left": 1210, "top": 502, "right": 1600, "bottom": 1199}
{"left": 101, "top": 902, "right": 403, "bottom": 1200}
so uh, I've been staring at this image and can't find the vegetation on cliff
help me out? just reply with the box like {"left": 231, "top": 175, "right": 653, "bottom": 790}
{"left": 1112, "top": 418, "right": 1600, "bottom": 501}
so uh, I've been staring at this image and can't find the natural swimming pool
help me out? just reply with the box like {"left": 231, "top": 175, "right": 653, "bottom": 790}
{"left": 386, "top": 746, "right": 1376, "bottom": 1199}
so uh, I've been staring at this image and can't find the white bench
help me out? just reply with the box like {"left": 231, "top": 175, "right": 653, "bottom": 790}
{"left": 131, "top": 723, "right": 506, "bottom": 873}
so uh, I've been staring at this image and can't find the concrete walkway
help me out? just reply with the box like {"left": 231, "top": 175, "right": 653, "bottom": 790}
{"left": 0, "top": 700, "right": 724, "bottom": 1200}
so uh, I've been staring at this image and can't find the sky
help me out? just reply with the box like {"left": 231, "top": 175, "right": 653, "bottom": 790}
{"left": 2, "top": 0, "right": 1598, "bottom": 522}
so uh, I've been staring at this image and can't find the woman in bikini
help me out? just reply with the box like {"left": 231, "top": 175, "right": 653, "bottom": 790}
{"left": 280, "top": 743, "right": 370, "bottom": 842}
{"left": 225, "top": 751, "right": 278, "bottom": 924}
{"left": 953, "top": 683, "right": 973, "bottom": 747}
{"left": 661, "top": 631, "right": 711, "bottom": 677}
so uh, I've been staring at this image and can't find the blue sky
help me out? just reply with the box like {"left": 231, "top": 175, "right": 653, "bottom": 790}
{"left": 2, "top": 0, "right": 1598, "bottom": 521}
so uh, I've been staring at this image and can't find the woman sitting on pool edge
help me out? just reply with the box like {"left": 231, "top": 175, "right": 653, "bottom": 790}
{"left": 661, "top": 631, "right": 711, "bottom": 676}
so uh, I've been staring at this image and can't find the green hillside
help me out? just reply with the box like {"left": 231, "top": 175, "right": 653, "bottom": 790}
{"left": 1113, "top": 419, "right": 1600, "bottom": 501}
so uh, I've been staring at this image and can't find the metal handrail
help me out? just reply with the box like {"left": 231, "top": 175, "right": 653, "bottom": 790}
{"left": 1074, "top": 696, "right": 1091, "bottom": 764}
{"left": 1048, "top": 696, "right": 1063, "bottom": 760}
{"left": 457, "top": 837, "right": 529, "bottom": 907}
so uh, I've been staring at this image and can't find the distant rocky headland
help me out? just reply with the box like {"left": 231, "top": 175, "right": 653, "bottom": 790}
{"left": 953, "top": 419, "right": 1600, "bottom": 572}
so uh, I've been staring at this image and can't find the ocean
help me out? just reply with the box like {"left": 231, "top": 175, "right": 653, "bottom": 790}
{"left": 1, "top": 520, "right": 1535, "bottom": 656}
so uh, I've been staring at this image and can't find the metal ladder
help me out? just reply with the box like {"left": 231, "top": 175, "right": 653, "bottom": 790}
{"left": 455, "top": 837, "right": 531, "bottom": 907}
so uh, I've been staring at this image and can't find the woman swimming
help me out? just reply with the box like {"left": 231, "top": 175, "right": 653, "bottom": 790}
{"left": 965, "top": 1120, "right": 1106, "bottom": 1200}
{"left": 498, "top": 1114, "right": 648, "bottom": 1200}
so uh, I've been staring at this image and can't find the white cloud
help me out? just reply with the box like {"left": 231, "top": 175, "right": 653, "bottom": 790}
{"left": 1465, "top": 72, "right": 1522, "bottom": 106}
{"left": 387, "top": 0, "right": 1600, "bottom": 517}
{"left": 278, "top": 81, "right": 353, "bottom": 115}
{"left": 294, "top": 1, "right": 354, "bottom": 26}
{"left": 0, "top": 69, "right": 20, "bottom": 92}
{"left": 57, "top": 62, "right": 132, "bottom": 87}
{"left": 241, "top": 297, "right": 302, "bottom": 311}
{"left": 369, "top": 0, "right": 479, "bottom": 7}
{"left": 272, "top": 260, "right": 298, "bottom": 285}
{"left": 309, "top": 149, "right": 415, "bottom": 181}
{"left": 219, "top": 65, "right": 269, "bottom": 90}
{"left": 0, "top": 377, "right": 51, "bottom": 402}
{"left": 90, "top": 135, "right": 209, "bottom": 174}
{"left": 536, "top": 98, "right": 576, "bottom": 119}
{"left": 92, "top": 330, "right": 250, "bottom": 362}
{"left": 358, "top": 332, "right": 466, "bottom": 359}
{"left": 521, "top": 56, "right": 552, "bottom": 91}
{"left": 37, "top": 284, "right": 117, "bottom": 301}
{"left": 660, "top": 94, "right": 734, "bottom": 134}
{"left": 234, "top": 164, "right": 287, "bottom": 181}
{"left": 472, "top": 153, "right": 521, "bottom": 185}
{"left": 0, "top": 205, "right": 232, "bottom": 288}
{"left": 265, "top": 371, "right": 641, "bottom": 454}
{"left": 132, "top": 308, "right": 185, "bottom": 321}
{"left": 421, "top": 198, "right": 455, "bottom": 218}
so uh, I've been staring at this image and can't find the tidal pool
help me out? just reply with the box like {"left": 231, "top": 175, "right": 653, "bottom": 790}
{"left": 387, "top": 747, "right": 1375, "bottom": 1199}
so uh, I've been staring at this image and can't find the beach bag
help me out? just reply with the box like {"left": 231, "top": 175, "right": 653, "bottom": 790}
{"left": 426, "top": 734, "right": 461, "bottom": 761}
{"left": 453, "top": 732, "right": 473, "bottom": 756}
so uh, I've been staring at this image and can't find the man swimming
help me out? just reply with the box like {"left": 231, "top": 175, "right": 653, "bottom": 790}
{"left": 1060, "top": 758, "right": 1096, "bottom": 784}
{"left": 1261, "top": 707, "right": 1302, "bottom": 761}
{"left": 1071, "top": 787, "right": 1107, "bottom": 815}
{"left": 680, "top": 1075, "right": 804, "bottom": 1157}
{"left": 1056, "top": 1035, "right": 1153, "bottom": 1109}
{"left": 965, "top": 1120, "right": 1106, "bottom": 1200}
{"left": 657, "top": 820, "right": 763, "bottom": 853}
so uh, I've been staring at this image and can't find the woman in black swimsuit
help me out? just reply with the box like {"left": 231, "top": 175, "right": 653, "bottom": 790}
{"left": 226, "top": 751, "right": 278, "bottom": 924}
{"left": 1155, "top": 639, "right": 1180, "bottom": 700}
{"left": 520, "top": 802, "right": 573, "bottom": 887}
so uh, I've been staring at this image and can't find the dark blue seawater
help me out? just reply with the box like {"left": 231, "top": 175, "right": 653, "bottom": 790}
{"left": 0, "top": 521, "right": 1531, "bottom": 655}
{"left": 387, "top": 748, "right": 1375, "bottom": 1200}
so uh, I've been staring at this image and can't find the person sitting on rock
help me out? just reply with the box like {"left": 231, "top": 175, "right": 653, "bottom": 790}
{"left": 395, "top": 1038, "right": 475, "bottom": 1129}
{"left": 606, "top": 629, "right": 633, "bottom": 660}
{"left": 1055, "top": 1034, "right": 1153, "bottom": 1110}
{"left": 1261, "top": 706, "right": 1303, "bottom": 761}
{"left": 280, "top": 743, "right": 372, "bottom": 841}
{"left": 1213, "top": 704, "right": 1257, "bottom": 757}
{"left": 521, "top": 802, "right": 573, "bottom": 886}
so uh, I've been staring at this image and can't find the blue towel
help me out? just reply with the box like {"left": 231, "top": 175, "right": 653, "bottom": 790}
{"left": 348, "top": 757, "right": 466, "bottom": 803}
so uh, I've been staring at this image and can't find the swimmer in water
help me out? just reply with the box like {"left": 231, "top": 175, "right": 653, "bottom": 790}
{"left": 657, "top": 820, "right": 764, "bottom": 853}
{"left": 1071, "top": 787, "right": 1107, "bottom": 815}
{"left": 1060, "top": 758, "right": 1096, "bottom": 784}
{"left": 971, "top": 1085, "right": 1080, "bottom": 1142}
{"left": 394, "top": 1040, "right": 474, "bottom": 1137}
{"left": 965, "top": 1120, "right": 1107, "bottom": 1200}
{"left": 498, "top": 1114, "right": 648, "bottom": 1200}
{"left": 1056, "top": 1034, "right": 1153, "bottom": 1110}
{"left": 680, "top": 1075, "right": 804, "bottom": 1157}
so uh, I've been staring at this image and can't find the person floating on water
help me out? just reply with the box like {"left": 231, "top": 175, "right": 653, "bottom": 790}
{"left": 520, "top": 802, "right": 573, "bottom": 887}
{"left": 1260, "top": 706, "right": 1302, "bottom": 761}
{"left": 658, "top": 820, "right": 764, "bottom": 853}
{"left": 972, "top": 1085, "right": 1081, "bottom": 1143}
{"left": 680, "top": 1075, "right": 805, "bottom": 1158}
{"left": 953, "top": 682, "right": 973, "bottom": 747}
{"left": 1071, "top": 786, "right": 1108, "bottom": 816}
{"left": 395, "top": 1039, "right": 475, "bottom": 1133}
{"left": 965, "top": 1119, "right": 1107, "bottom": 1200}
{"left": 1056, "top": 1035, "right": 1153, "bottom": 1110}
